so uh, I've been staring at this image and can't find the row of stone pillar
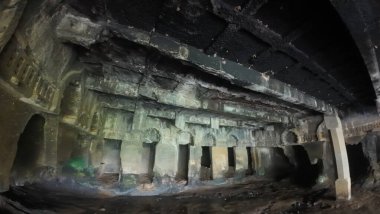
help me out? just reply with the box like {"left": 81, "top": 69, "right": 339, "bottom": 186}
{"left": 100, "top": 140, "right": 258, "bottom": 184}
{"left": 97, "top": 114, "right": 352, "bottom": 200}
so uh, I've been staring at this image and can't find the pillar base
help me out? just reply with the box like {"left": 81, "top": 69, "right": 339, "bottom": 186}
{"left": 138, "top": 173, "right": 153, "bottom": 184}
{"left": 335, "top": 178, "right": 351, "bottom": 200}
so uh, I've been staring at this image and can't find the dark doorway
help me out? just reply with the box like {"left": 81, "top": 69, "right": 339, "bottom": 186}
{"left": 291, "top": 145, "right": 321, "bottom": 187}
{"left": 11, "top": 114, "right": 45, "bottom": 182}
{"left": 200, "top": 146, "right": 212, "bottom": 180}
{"left": 246, "top": 147, "right": 254, "bottom": 175}
{"left": 176, "top": 144, "right": 190, "bottom": 181}
{"left": 347, "top": 143, "right": 370, "bottom": 184}
{"left": 201, "top": 146, "right": 212, "bottom": 167}
{"left": 226, "top": 147, "right": 236, "bottom": 178}
{"left": 228, "top": 147, "right": 236, "bottom": 168}
{"left": 142, "top": 142, "right": 157, "bottom": 181}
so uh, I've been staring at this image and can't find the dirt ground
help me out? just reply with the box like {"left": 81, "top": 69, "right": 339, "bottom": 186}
{"left": 1, "top": 179, "right": 380, "bottom": 214}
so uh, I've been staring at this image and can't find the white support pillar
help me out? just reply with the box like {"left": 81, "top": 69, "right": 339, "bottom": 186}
{"left": 324, "top": 114, "right": 351, "bottom": 200}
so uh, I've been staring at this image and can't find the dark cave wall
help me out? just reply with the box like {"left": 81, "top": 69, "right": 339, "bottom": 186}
{"left": 361, "top": 134, "right": 380, "bottom": 184}
{"left": 0, "top": 0, "right": 75, "bottom": 191}
{"left": 330, "top": 0, "right": 380, "bottom": 111}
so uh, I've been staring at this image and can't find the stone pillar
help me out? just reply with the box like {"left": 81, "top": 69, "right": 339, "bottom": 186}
{"left": 252, "top": 147, "right": 261, "bottom": 174}
{"left": 211, "top": 147, "right": 229, "bottom": 179}
{"left": 155, "top": 143, "right": 178, "bottom": 177}
{"left": 235, "top": 147, "right": 248, "bottom": 177}
{"left": 324, "top": 114, "right": 351, "bottom": 200}
{"left": 121, "top": 139, "right": 145, "bottom": 175}
{"left": 73, "top": 134, "right": 91, "bottom": 169}
{"left": 89, "top": 138, "right": 103, "bottom": 169}
{"left": 188, "top": 146, "right": 202, "bottom": 182}
{"left": 43, "top": 114, "right": 59, "bottom": 169}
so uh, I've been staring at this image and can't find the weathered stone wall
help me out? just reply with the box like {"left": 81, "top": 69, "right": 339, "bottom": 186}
{"left": 0, "top": 0, "right": 75, "bottom": 191}
{"left": 0, "top": 0, "right": 349, "bottom": 194}
{"left": 0, "top": 0, "right": 27, "bottom": 53}
{"left": 98, "top": 103, "right": 256, "bottom": 183}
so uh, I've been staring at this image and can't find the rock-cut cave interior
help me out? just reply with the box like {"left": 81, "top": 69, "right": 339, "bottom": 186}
{"left": 2, "top": 0, "right": 380, "bottom": 213}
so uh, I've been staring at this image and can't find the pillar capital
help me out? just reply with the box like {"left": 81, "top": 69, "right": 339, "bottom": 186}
{"left": 324, "top": 114, "right": 342, "bottom": 129}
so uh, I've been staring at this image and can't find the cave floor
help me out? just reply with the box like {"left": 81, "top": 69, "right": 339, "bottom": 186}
{"left": 1, "top": 179, "right": 380, "bottom": 214}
